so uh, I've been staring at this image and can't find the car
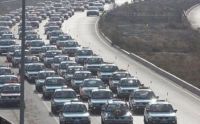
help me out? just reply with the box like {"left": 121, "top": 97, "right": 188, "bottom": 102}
{"left": 93, "top": 2, "right": 104, "bottom": 11}
{"left": 0, "top": 75, "right": 18, "bottom": 88}
{"left": 98, "top": 63, "right": 118, "bottom": 83}
{"left": 0, "top": 40, "right": 16, "bottom": 55}
{"left": 29, "top": 47, "right": 43, "bottom": 56}
{"left": 62, "top": 65, "right": 84, "bottom": 83}
{"left": 62, "top": 46, "right": 80, "bottom": 57}
{"left": 88, "top": 88, "right": 113, "bottom": 113}
{"left": 109, "top": 70, "right": 131, "bottom": 93}
{"left": 57, "top": 61, "right": 77, "bottom": 76}
{"left": 0, "top": 83, "right": 20, "bottom": 106}
{"left": 79, "top": 78, "right": 105, "bottom": 100}
{"left": 75, "top": 47, "right": 93, "bottom": 65}
{"left": 85, "top": 56, "right": 103, "bottom": 75}
{"left": 42, "top": 76, "right": 66, "bottom": 99}
{"left": 129, "top": 88, "right": 158, "bottom": 113}
{"left": 25, "top": 63, "right": 45, "bottom": 83}
{"left": 56, "top": 40, "right": 79, "bottom": 50}
{"left": 59, "top": 101, "right": 91, "bottom": 124}
{"left": 47, "top": 30, "right": 63, "bottom": 40}
{"left": 43, "top": 50, "right": 62, "bottom": 68}
{"left": 101, "top": 100, "right": 133, "bottom": 124}
{"left": 51, "top": 55, "right": 70, "bottom": 71}
{"left": 11, "top": 50, "right": 30, "bottom": 67}
{"left": 25, "top": 40, "right": 45, "bottom": 48}
{"left": 87, "top": 6, "right": 99, "bottom": 16}
{"left": 51, "top": 88, "right": 79, "bottom": 114}
{"left": 45, "top": 26, "right": 60, "bottom": 34}
{"left": 117, "top": 77, "right": 142, "bottom": 99}
{"left": 144, "top": 100, "right": 177, "bottom": 124}
{"left": 35, "top": 70, "right": 56, "bottom": 92}
{"left": 39, "top": 45, "right": 57, "bottom": 61}
{"left": 71, "top": 71, "right": 91, "bottom": 92}
{"left": 6, "top": 45, "right": 21, "bottom": 62}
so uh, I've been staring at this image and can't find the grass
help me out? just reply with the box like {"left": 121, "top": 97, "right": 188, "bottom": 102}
{"left": 99, "top": 0, "right": 200, "bottom": 88}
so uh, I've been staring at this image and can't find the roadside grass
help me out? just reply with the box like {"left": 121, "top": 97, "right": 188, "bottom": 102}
{"left": 99, "top": 0, "right": 200, "bottom": 88}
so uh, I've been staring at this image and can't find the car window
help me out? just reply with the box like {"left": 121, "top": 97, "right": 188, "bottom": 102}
{"left": 63, "top": 104, "right": 87, "bottom": 113}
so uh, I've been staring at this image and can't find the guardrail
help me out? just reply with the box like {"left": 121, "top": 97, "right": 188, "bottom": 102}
{"left": 98, "top": 18, "right": 200, "bottom": 97}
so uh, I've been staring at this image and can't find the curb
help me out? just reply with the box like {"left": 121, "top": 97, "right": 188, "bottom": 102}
{"left": 97, "top": 16, "right": 200, "bottom": 97}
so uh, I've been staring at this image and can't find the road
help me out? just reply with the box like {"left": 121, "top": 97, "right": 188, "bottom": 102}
{"left": 0, "top": 0, "right": 199, "bottom": 124}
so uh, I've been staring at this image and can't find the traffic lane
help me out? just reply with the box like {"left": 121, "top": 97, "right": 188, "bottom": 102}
{"left": 8, "top": 61, "right": 59, "bottom": 124}
{"left": 0, "top": 57, "right": 19, "bottom": 124}
{"left": 63, "top": 12, "right": 200, "bottom": 124}
{"left": 187, "top": 5, "right": 200, "bottom": 29}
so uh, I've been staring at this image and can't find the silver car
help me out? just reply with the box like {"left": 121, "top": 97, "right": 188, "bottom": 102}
{"left": 144, "top": 100, "right": 177, "bottom": 124}
{"left": 59, "top": 101, "right": 91, "bottom": 124}
{"left": 51, "top": 88, "right": 79, "bottom": 114}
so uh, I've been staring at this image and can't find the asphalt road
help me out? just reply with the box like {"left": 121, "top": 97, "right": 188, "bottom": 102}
{"left": 0, "top": 1, "right": 200, "bottom": 124}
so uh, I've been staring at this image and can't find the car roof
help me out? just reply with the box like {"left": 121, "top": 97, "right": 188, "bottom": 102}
{"left": 46, "top": 76, "right": 64, "bottom": 80}
{"left": 55, "top": 88, "right": 75, "bottom": 92}
{"left": 92, "top": 88, "right": 111, "bottom": 92}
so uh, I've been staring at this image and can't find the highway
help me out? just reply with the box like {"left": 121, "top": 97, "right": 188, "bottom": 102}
{"left": 0, "top": 0, "right": 199, "bottom": 124}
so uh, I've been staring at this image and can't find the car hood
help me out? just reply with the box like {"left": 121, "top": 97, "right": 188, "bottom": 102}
{"left": 133, "top": 99, "right": 157, "bottom": 103}
{"left": 63, "top": 112, "right": 89, "bottom": 117}
{"left": 82, "top": 87, "right": 99, "bottom": 91}
{"left": 36, "top": 79, "right": 45, "bottom": 84}
{"left": 149, "top": 112, "right": 176, "bottom": 117}
{"left": 119, "top": 87, "right": 139, "bottom": 90}
{"left": 100, "top": 72, "right": 113, "bottom": 76}
{"left": 1, "top": 93, "right": 20, "bottom": 96}
{"left": 54, "top": 98, "right": 78, "bottom": 103}
{"left": 45, "top": 86, "right": 63, "bottom": 90}
{"left": 91, "top": 99, "right": 113, "bottom": 103}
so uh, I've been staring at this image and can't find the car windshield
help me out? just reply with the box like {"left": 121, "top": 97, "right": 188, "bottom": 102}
{"left": 30, "top": 41, "right": 44, "bottom": 47}
{"left": 105, "top": 103, "right": 128, "bottom": 113}
{"left": 63, "top": 104, "right": 87, "bottom": 113}
{"left": 77, "top": 50, "right": 93, "bottom": 56}
{"left": 46, "top": 78, "right": 65, "bottom": 86}
{"left": 26, "top": 65, "right": 44, "bottom": 71}
{"left": 54, "top": 91, "right": 76, "bottom": 99}
{"left": 1, "top": 85, "right": 20, "bottom": 93}
{"left": 45, "top": 51, "right": 61, "bottom": 57}
{"left": 100, "top": 65, "right": 118, "bottom": 72}
{"left": 0, "top": 41, "right": 15, "bottom": 45}
{"left": 38, "top": 72, "right": 55, "bottom": 79}
{"left": 91, "top": 91, "right": 113, "bottom": 99}
{"left": 149, "top": 104, "right": 174, "bottom": 113}
{"left": 25, "top": 57, "right": 39, "bottom": 63}
{"left": 74, "top": 73, "right": 90, "bottom": 80}
{"left": 67, "top": 67, "right": 83, "bottom": 74}
{"left": 113, "top": 73, "right": 129, "bottom": 80}
{"left": 42, "top": 46, "right": 57, "bottom": 52}
{"left": 120, "top": 79, "right": 140, "bottom": 87}
{"left": 58, "top": 41, "right": 77, "bottom": 47}
{"left": 83, "top": 80, "right": 103, "bottom": 87}
{"left": 133, "top": 91, "right": 156, "bottom": 100}
{"left": 0, "top": 69, "right": 11, "bottom": 75}
{"left": 0, "top": 76, "right": 18, "bottom": 84}
{"left": 54, "top": 57, "right": 69, "bottom": 63}
{"left": 88, "top": 7, "right": 98, "bottom": 10}
{"left": 87, "top": 58, "right": 102, "bottom": 64}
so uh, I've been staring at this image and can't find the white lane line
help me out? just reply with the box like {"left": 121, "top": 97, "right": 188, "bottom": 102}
{"left": 94, "top": 17, "right": 200, "bottom": 103}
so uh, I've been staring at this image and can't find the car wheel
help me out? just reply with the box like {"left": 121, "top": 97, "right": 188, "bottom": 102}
{"left": 144, "top": 118, "right": 148, "bottom": 124}
{"left": 101, "top": 119, "right": 104, "bottom": 124}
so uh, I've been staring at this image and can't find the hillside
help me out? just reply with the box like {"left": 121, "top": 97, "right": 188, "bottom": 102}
{"left": 99, "top": 0, "right": 200, "bottom": 88}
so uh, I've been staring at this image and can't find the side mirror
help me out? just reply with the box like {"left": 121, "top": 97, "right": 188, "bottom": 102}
{"left": 156, "top": 96, "right": 159, "bottom": 99}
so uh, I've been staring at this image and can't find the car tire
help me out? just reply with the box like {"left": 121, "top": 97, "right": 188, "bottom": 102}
{"left": 101, "top": 119, "right": 104, "bottom": 124}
